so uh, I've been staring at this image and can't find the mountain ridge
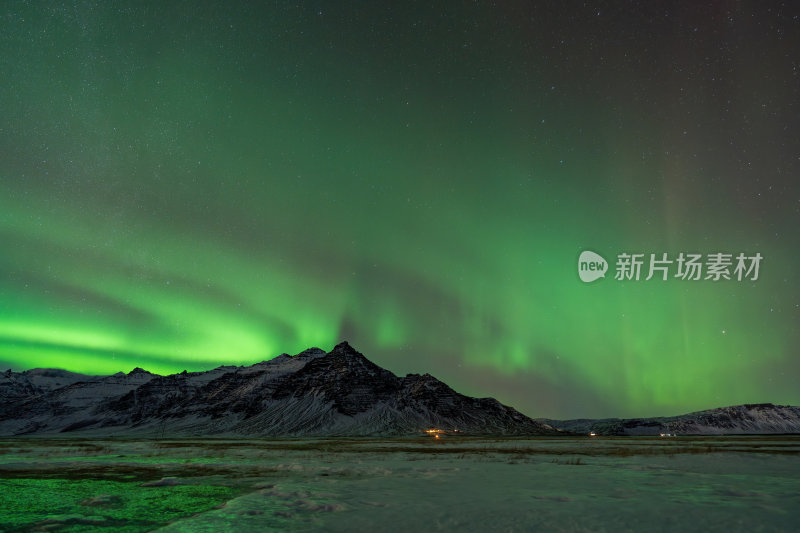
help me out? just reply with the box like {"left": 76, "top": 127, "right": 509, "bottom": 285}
{"left": 3, "top": 342, "right": 798, "bottom": 437}
{"left": 0, "top": 341, "right": 559, "bottom": 437}
{"left": 538, "top": 402, "right": 800, "bottom": 435}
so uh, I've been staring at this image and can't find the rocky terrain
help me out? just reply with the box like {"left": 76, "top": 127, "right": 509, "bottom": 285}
{"left": 539, "top": 403, "right": 800, "bottom": 435}
{"left": 0, "top": 341, "right": 559, "bottom": 437}
{"left": 4, "top": 342, "right": 797, "bottom": 438}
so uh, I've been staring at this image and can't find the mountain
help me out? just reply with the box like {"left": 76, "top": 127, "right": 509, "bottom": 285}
{"left": 539, "top": 403, "right": 800, "bottom": 435}
{"left": 0, "top": 342, "right": 560, "bottom": 437}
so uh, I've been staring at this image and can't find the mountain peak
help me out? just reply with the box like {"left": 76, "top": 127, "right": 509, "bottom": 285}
{"left": 0, "top": 342, "right": 562, "bottom": 437}
{"left": 293, "top": 347, "right": 326, "bottom": 358}
{"left": 330, "top": 340, "right": 359, "bottom": 356}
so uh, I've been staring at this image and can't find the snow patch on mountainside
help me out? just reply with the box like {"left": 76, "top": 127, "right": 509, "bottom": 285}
{"left": 0, "top": 342, "right": 558, "bottom": 437}
{"left": 540, "top": 403, "right": 800, "bottom": 435}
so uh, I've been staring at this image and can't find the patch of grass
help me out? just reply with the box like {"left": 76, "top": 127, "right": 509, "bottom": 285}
{"left": 0, "top": 478, "right": 237, "bottom": 532}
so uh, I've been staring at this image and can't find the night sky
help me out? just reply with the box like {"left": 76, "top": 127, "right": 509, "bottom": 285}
{"left": 1, "top": 1, "right": 798, "bottom": 419}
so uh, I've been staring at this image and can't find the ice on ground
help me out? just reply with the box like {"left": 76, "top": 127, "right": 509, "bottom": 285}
{"left": 0, "top": 436, "right": 798, "bottom": 532}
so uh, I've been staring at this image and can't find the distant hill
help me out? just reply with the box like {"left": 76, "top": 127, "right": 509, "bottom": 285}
{"left": 539, "top": 403, "right": 800, "bottom": 435}
{"left": 0, "top": 341, "right": 560, "bottom": 437}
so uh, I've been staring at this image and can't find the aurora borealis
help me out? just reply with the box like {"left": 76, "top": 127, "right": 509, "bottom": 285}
{"left": 1, "top": 2, "right": 798, "bottom": 419}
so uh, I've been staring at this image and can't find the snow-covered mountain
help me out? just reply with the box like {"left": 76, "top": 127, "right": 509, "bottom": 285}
{"left": 0, "top": 342, "right": 559, "bottom": 437}
{"left": 539, "top": 403, "right": 800, "bottom": 435}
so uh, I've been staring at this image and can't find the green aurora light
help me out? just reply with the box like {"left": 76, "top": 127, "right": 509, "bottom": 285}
{"left": 0, "top": 2, "right": 798, "bottom": 418}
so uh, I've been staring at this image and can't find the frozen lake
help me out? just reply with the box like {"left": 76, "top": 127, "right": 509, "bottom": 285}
{"left": 1, "top": 436, "right": 798, "bottom": 531}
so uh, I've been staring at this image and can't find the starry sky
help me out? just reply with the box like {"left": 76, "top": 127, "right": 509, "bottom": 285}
{"left": 1, "top": 1, "right": 798, "bottom": 419}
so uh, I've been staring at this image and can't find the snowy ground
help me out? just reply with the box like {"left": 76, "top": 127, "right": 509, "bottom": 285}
{"left": 0, "top": 436, "right": 798, "bottom": 532}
